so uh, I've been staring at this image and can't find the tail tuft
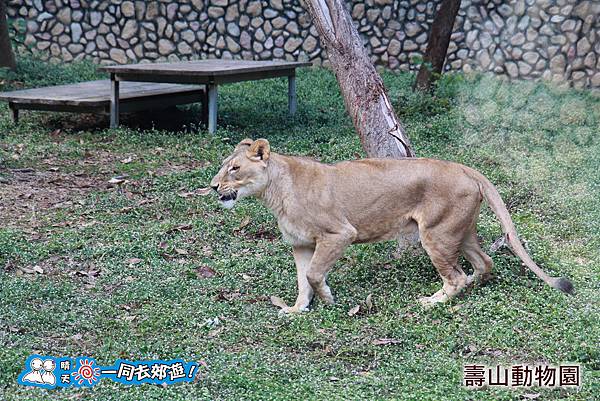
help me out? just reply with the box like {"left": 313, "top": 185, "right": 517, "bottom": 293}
{"left": 554, "top": 277, "right": 575, "bottom": 295}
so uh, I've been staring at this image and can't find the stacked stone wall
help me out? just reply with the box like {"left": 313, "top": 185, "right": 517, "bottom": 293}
{"left": 7, "top": 0, "right": 600, "bottom": 88}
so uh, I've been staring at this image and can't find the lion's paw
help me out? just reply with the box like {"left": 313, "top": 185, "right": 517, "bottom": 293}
{"left": 278, "top": 306, "right": 309, "bottom": 316}
{"left": 418, "top": 295, "right": 438, "bottom": 309}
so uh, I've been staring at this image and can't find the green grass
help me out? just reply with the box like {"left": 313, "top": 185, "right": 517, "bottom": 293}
{"left": 1, "top": 56, "right": 599, "bottom": 400}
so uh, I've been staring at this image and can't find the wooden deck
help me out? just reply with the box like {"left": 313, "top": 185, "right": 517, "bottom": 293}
{"left": 0, "top": 80, "right": 206, "bottom": 123}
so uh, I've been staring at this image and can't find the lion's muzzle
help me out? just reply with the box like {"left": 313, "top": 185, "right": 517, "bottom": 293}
{"left": 218, "top": 191, "right": 237, "bottom": 202}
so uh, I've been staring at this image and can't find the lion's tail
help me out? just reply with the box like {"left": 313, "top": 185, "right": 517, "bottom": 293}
{"left": 467, "top": 168, "right": 574, "bottom": 295}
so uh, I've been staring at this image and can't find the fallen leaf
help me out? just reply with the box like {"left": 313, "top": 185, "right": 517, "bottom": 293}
{"left": 120, "top": 156, "right": 133, "bottom": 164}
{"left": 166, "top": 223, "right": 192, "bottom": 233}
{"left": 175, "top": 248, "right": 188, "bottom": 255}
{"left": 195, "top": 187, "right": 212, "bottom": 196}
{"left": 329, "top": 376, "right": 339, "bottom": 382}
{"left": 244, "top": 295, "right": 269, "bottom": 304}
{"left": 208, "top": 326, "right": 224, "bottom": 338}
{"left": 490, "top": 234, "right": 508, "bottom": 253}
{"left": 242, "top": 274, "right": 252, "bottom": 282}
{"left": 136, "top": 199, "right": 154, "bottom": 206}
{"left": 32, "top": 265, "right": 44, "bottom": 274}
{"left": 216, "top": 290, "right": 241, "bottom": 301}
{"left": 195, "top": 266, "right": 216, "bottom": 278}
{"left": 237, "top": 216, "right": 251, "bottom": 230}
{"left": 522, "top": 394, "right": 541, "bottom": 400}
{"left": 158, "top": 241, "right": 168, "bottom": 249}
{"left": 109, "top": 177, "right": 127, "bottom": 185}
{"left": 348, "top": 305, "right": 360, "bottom": 317}
{"left": 179, "top": 188, "right": 213, "bottom": 198}
{"left": 18, "top": 266, "right": 36, "bottom": 275}
{"left": 372, "top": 338, "right": 402, "bottom": 346}
{"left": 365, "top": 294, "right": 373, "bottom": 311}
{"left": 270, "top": 295, "right": 288, "bottom": 309}
{"left": 78, "top": 268, "right": 100, "bottom": 278}
{"left": 126, "top": 258, "right": 142, "bottom": 265}
{"left": 463, "top": 344, "right": 478, "bottom": 355}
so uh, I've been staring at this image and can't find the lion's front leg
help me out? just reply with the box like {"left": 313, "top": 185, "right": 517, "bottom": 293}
{"left": 285, "top": 245, "right": 315, "bottom": 313}
{"left": 306, "top": 230, "right": 356, "bottom": 305}
{"left": 278, "top": 246, "right": 315, "bottom": 314}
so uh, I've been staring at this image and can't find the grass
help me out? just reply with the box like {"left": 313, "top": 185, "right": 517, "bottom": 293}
{"left": 1, "top": 56, "right": 599, "bottom": 400}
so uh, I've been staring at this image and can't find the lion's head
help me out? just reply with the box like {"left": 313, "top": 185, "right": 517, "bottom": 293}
{"left": 210, "top": 138, "right": 271, "bottom": 209}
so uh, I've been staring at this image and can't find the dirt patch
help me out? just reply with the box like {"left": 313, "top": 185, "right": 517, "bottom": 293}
{"left": 0, "top": 167, "right": 108, "bottom": 230}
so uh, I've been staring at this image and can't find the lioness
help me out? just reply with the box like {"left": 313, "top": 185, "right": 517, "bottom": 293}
{"left": 210, "top": 138, "right": 574, "bottom": 313}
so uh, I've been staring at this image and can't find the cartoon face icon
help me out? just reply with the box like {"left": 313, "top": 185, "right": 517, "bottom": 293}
{"left": 30, "top": 358, "right": 43, "bottom": 371}
{"left": 43, "top": 360, "right": 55, "bottom": 372}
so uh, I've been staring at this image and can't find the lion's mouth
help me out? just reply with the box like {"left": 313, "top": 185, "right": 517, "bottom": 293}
{"left": 219, "top": 192, "right": 237, "bottom": 202}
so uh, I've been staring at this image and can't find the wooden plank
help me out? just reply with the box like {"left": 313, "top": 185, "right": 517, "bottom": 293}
{"left": 12, "top": 92, "right": 205, "bottom": 115}
{"left": 101, "top": 60, "right": 312, "bottom": 77}
{"left": 0, "top": 80, "right": 205, "bottom": 107}
{"left": 112, "top": 68, "right": 295, "bottom": 85}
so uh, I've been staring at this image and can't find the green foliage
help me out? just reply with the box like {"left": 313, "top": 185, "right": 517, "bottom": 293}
{"left": 0, "top": 54, "right": 105, "bottom": 91}
{"left": 0, "top": 58, "right": 598, "bottom": 400}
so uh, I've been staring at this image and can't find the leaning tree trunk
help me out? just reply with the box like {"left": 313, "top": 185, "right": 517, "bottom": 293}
{"left": 303, "top": 0, "right": 414, "bottom": 158}
{"left": 0, "top": 0, "right": 16, "bottom": 70}
{"left": 413, "top": 0, "right": 461, "bottom": 92}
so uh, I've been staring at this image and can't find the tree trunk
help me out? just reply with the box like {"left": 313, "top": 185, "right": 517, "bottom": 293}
{"left": 413, "top": 0, "right": 461, "bottom": 92}
{"left": 303, "top": 0, "right": 414, "bottom": 158}
{"left": 0, "top": 0, "right": 16, "bottom": 70}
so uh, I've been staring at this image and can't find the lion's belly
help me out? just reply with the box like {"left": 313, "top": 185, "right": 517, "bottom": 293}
{"left": 353, "top": 216, "right": 418, "bottom": 244}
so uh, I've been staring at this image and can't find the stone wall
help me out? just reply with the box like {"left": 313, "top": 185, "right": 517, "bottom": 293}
{"left": 6, "top": 0, "right": 600, "bottom": 89}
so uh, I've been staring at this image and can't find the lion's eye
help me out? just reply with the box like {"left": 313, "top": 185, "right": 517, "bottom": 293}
{"left": 231, "top": 166, "right": 240, "bottom": 171}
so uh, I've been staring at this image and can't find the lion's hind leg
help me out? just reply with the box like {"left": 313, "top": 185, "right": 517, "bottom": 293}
{"left": 418, "top": 229, "right": 468, "bottom": 308}
{"left": 461, "top": 229, "right": 493, "bottom": 286}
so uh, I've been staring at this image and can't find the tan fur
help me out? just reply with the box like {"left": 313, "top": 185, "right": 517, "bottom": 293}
{"left": 210, "top": 139, "right": 574, "bottom": 313}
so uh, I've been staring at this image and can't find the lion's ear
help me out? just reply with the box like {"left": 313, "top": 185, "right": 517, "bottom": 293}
{"left": 246, "top": 139, "right": 270, "bottom": 161}
{"left": 235, "top": 138, "right": 253, "bottom": 151}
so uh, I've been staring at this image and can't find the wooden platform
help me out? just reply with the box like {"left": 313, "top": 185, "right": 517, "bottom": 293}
{"left": 0, "top": 80, "right": 206, "bottom": 123}
{"left": 101, "top": 60, "right": 311, "bottom": 132}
